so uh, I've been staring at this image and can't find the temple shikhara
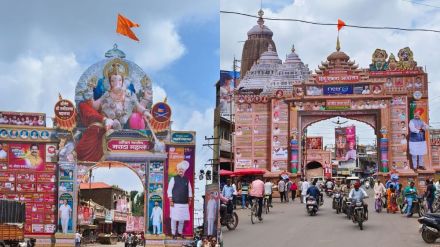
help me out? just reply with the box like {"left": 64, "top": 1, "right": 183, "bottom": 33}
{"left": 233, "top": 10, "right": 437, "bottom": 186}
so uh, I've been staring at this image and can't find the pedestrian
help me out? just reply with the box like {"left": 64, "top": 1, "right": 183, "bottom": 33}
{"left": 240, "top": 180, "right": 249, "bottom": 209}
{"left": 298, "top": 179, "right": 303, "bottom": 203}
{"left": 387, "top": 184, "right": 398, "bottom": 213}
{"left": 290, "top": 180, "right": 297, "bottom": 202}
{"left": 301, "top": 179, "right": 310, "bottom": 203}
{"left": 425, "top": 179, "right": 436, "bottom": 213}
{"left": 264, "top": 179, "right": 273, "bottom": 207}
{"left": 285, "top": 179, "right": 292, "bottom": 203}
{"left": 232, "top": 179, "right": 238, "bottom": 209}
{"left": 278, "top": 179, "right": 286, "bottom": 203}
{"left": 75, "top": 231, "right": 82, "bottom": 247}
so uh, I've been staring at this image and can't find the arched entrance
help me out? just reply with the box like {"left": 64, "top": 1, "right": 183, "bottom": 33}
{"left": 77, "top": 161, "right": 146, "bottom": 239}
{"left": 305, "top": 161, "right": 323, "bottom": 181}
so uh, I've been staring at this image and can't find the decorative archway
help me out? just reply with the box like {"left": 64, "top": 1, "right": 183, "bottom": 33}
{"left": 305, "top": 161, "right": 323, "bottom": 181}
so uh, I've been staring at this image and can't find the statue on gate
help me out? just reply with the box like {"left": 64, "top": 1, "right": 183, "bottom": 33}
{"left": 369, "top": 49, "right": 389, "bottom": 71}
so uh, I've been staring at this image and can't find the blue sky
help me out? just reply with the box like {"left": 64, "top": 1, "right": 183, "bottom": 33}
{"left": 0, "top": 0, "right": 218, "bottom": 196}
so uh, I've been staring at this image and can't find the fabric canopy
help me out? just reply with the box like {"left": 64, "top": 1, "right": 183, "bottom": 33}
{"left": 220, "top": 169, "right": 234, "bottom": 176}
{"left": 233, "top": 168, "right": 267, "bottom": 176}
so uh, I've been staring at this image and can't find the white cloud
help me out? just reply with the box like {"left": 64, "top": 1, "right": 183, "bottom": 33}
{"left": 221, "top": 0, "right": 440, "bottom": 124}
{"left": 0, "top": 53, "right": 83, "bottom": 122}
{"left": 134, "top": 21, "right": 186, "bottom": 71}
{"left": 152, "top": 85, "right": 168, "bottom": 104}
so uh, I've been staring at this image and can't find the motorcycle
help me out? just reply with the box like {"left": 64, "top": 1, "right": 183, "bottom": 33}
{"left": 365, "top": 181, "right": 370, "bottom": 189}
{"left": 418, "top": 214, "right": 440, "bottom": 243}
{"left": 125, "top": 235, "right": 134, "bottom": 247}
{"left": 341, "top": 194, "right": 351, "bottom": 219}
{"left": 374, "top": 193, "right": 383, "bottom": 213}
{"left": 351, "top": 199, "right": 368, "bottom": 230}
{"left": 220, "top": 201, "right": 239, "bottom": 230}
{"left": 306, "top": 196, "right": 318, "bottom": 216}
{"left": 325, "top": 188, "right": 333, "bottom": 197}
{"left": 333, "top": 192, "right": 343, "bottom": 214}
{"left": 401, "top": 196, "right": 425, "bottom": 217}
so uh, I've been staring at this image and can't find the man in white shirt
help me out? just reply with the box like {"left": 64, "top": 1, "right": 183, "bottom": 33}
{"left": 264, "top": 179, "right": 273, "bottom": 207}
{"left": 206, "top": 192, "right": 218, "bottom": 236}
{"left": 59, "top": 199, "right": 72, "bottom": 233}
{"left": 150, "top": 201, "right": 163, "bottom": 235}
{"left": 0, "top": 143, "right": 7, "bottom": 159}
{"left": 301, "top": 179, "right": 310, "bottom": 203}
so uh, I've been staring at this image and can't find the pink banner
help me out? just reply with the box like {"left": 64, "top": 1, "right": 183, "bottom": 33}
{"left": 107, "top": 140, "right": 152, "bottom": 152}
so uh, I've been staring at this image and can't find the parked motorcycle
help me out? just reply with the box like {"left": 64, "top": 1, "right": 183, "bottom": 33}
{"left": 333, "top": 192, "right": 343, "bottom": 214}
{"left": 220, "top": 202, "right": 239, "bottom": 230}
{"left": 351, "top": 199, "right": 368, "bottom": 230}
{"left": 418, "top": 214, "right": 440, "bottom": 243}
{"left": 306, "top": 196, "right": 319, "bottom": 216}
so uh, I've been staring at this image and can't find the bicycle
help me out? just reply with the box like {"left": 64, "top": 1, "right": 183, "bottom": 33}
{"left": 263, "top": 194, "right": 270, "bottom": 214}
{"left": 250, "top": 197, "right": 262, "bottom": 224}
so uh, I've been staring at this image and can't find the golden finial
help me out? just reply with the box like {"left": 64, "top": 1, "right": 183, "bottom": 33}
{"left": 58, "top": 93, "right": 63, "bottom": 101}
{"left": 164, "top": 97, "right": 168, "bottom": 103}
{"left": 336, "top": 35, "right": 341, "bottom": 52}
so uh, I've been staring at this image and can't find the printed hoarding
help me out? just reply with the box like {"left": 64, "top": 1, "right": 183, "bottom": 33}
{"left": 219, "top": 70, "right": 239, "bottom": 120}
{"left": 163, "top": 146, "right": 195, "bottom": 238}
{"left": 335, "top": 126, "right": 356, "bottom": 161}
{"left": 0, "top": 142, "right": 57, "bottom": 235}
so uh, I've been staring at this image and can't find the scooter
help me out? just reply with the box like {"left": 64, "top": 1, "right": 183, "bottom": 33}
{"left": 306, "top": 196, "right": 318, "bottom": 216}
{"left": 418, "top": 214, "right": 440, "bottom": 243}
{"left": 333, "top": 192, "right": 343, "bottom": 214}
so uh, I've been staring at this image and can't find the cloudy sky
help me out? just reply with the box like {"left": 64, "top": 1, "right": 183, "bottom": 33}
{"left": 0, "top": 0, "right": 218, "bottom": 194}
{"left": 221, "top": 0, "right": 440, "bottom": 146}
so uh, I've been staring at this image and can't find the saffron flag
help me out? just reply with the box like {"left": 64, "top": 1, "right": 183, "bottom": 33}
{"left": 116, "top": 14, "right": 140, "bottom": 41}
{"left": 337, "top": 19, "right": 346, "bottom": 31}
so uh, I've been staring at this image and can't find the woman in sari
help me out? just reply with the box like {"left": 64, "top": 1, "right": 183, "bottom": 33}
{"left": 387, "top": 184, "right": 398, "bottom": 213}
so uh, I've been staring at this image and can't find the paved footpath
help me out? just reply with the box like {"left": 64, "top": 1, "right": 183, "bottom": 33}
{"left": 223, "top": 189, "right": 431, "bottom": 247}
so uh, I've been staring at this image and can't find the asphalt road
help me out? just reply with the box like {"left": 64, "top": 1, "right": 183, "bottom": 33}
{"left": 223, "top": 189, "right": 428, "bottom": 247}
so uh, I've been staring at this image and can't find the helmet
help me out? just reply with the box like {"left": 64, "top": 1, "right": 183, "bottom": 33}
{"left": 354, "top": 182, "right": 361, "bottom": 189}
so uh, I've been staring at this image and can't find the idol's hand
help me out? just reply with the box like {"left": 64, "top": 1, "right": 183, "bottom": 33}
{"left": 105, "top": 118, "right": 114, "bottom": 131}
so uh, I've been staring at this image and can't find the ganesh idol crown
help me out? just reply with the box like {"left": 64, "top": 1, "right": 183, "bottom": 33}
{"left": 72, "top": 44, "right": 168, "bottom": 162}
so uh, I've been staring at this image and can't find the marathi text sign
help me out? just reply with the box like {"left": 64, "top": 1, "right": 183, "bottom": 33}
{"left": 317, "top": 75, "right": 359, "bottom": 83}
{"left": 326, "top": 99, "right": 351, "bottom": 110}
{"left": 107, "top": 140, "right": 153, "bottom": 152}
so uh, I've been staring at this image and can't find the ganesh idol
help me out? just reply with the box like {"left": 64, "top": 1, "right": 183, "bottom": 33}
{"left": 76, "top": 62, "right": 152, "bottom": 161}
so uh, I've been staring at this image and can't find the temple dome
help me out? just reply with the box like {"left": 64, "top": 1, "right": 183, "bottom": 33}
{"left": 105, "top": 44, "right": 126, "bottom": 58}
{"left": 247, "top": 9, "right": 273, "bottom": 37}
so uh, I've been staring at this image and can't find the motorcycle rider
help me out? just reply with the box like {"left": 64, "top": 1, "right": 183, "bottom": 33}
{"left": 348, "top": 182, "right": 369, "bottom": 219}
{"left": 306, "top": 181, "right": 321, "bottom": 205}
{"left": 374, "top": 179, "right": 386, "bottom": 206}
{"left": 404, "top": 181, "right": 418, "bottom": 217}
{"left": 334, "top": 180, "right": 343, "bottom": 192}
